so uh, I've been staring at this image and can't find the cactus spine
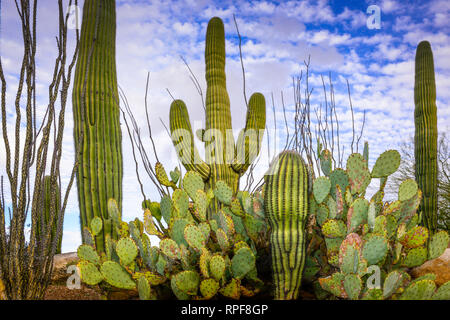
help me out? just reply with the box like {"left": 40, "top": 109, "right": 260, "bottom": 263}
{"left": 414, "top": 41, "right": 438, "bottom": 233}
{"left": 264, "top": 151, "right": 309, "bottom": 300}
{"left": 72, "top": 0, "right": 122, "bottom": 253}
{"left": 169, "top": 17, "right": 266, "bottom": 210}
{"left": 36, "top": 176, "right": 62, "bottom": 254}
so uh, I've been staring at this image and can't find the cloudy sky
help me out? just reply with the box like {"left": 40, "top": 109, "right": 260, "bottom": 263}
{"left": 0, "top": 0, "right": 449, "bottom": 252}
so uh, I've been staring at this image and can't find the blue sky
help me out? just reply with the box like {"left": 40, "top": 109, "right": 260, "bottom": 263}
{"left": 0, "top": 0, "right": 449, "bottom": 252}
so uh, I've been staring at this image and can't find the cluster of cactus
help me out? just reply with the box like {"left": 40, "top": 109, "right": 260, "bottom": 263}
{"left": 169, "top": 17, "right": 266, "bottom": 210}
{"left": 76, "top": 164, "right": 270, "bottom": 300}
{"left": 303, "top": 145, "right": 450, "bottom": 300}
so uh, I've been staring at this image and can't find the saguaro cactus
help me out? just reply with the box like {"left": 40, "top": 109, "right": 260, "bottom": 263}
{"left": 169, "top": 17, "right": 266, "bottom": 207}
{"left": 36, "top": 176, "right": 62, "bottom": 254}
{"left": 72, "top": 0, "right": 122, "bottom": 253}
{"left": 264, "top": 150, "right": 309, "bottom": 300}
{"left": 414, "top": 40, "right": 438, "bottom": 233}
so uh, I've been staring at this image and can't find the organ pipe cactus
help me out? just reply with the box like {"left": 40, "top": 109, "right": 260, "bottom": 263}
{"left": 36, "top": 175, "right": 62, "bottom": 254}
{"left": 169, "top": 17, "right": 266, "bottom": 211}
{"left": 414, "top": 41, "right": 438, "bottom": 233}
{"left": 264, "top": 150, "right": 309, "bottom": 300}
{"left": 72, "top": 0, "right": 122, "bottom": 253}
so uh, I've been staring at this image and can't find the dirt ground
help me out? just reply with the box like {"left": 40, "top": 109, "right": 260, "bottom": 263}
{"left": 44, "top": 283, "right": 102, "bottom": 300}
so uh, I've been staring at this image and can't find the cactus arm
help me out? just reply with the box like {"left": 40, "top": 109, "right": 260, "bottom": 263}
{"left": 169, "top": 100, "right": 210, "bottom": 181}
{"left": 414, "top": 41, "right": 438, "bottom": 233}
{"left": 232, "top": 92, "right": 266, "bottom": 174}
{"left": 264, "top": 151, "right": 309, "bottom": 300}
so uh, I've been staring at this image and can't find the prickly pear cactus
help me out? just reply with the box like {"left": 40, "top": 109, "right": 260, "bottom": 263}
{"left": 305, "top": 145, "right": 450, "bottom": 300}
{"left": 76, "top": 166, "right": 270, "bottom": 300}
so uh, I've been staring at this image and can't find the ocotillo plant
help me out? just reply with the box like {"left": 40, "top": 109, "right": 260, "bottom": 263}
{"left": 72, "top": 0, "right": 122, "bottom": 253}
{"left": 414, "top": 41, "right": 438, "bottom": 233}
{"left": 36, "top": 176, "right": 62, "bottom": 254}
{"left": 169, "top": 17, "right": 266, "bottom": 211}
{"left": 264, "top": 150, "right": 309, "bottom": 300}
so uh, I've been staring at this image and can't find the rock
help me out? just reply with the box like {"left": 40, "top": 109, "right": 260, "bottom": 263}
{"left": 52, "top": 252, "right": 79, "bottom": 282}
{"left": 411, "top": 248, "right": 450, "bottom": 286}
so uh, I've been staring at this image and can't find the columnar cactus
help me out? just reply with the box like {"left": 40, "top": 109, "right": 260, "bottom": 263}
{"left": 414, "top": 40, "right": 438, "bottom": 233}
{"left": 72, "top": 0, "right": 122, "bottom": 253}
{"left": 36, "top": 175, "right": 62, "bottom": 254}
{"left": 169, "top": 17, "right": 266, "bottom": 211}
{"left": 264, "top": 150, "right": 309, "bottom": 300}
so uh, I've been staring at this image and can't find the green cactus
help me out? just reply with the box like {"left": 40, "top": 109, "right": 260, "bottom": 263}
{"left": 116, "top": 238, "right": 138, "bottom": 266}
{"left": 307, "top": 148, "right": 450, "bottom": 300}
{"left": 200, "top": 278, "right": 220, "bottom": 299}
{"left": 343, "top": 273, "right": 362, "bottom": 300}
{"left": 90, "top": 216, "right": 103, "bottom": 237}
{"left": 428, "top": 230, "right": 449, "bottom": 259}
{"left": 173, "top": 271, "right": 200, "bottom": 296}
{"left": 169, "top": 17, "right": 266, "bottom": 214}
{"left": 137, "top": 276, "right": 151, "bottom": 300}
{"left": 361, "top": 234, "right": 388, "bottom": 265}
{"left": 184, "top": 224, "right": 206, "bottom": 251}
{"left": 209, "top": 254, "right": 226, "bottom": 282}
{"left": 382, "top": 270, "right": 404, "bottom": 299}
{"left": 313, "top": 176, "right": 331, "bottom": 204}
{"left": 77, "top": 244, "right": 100, "bottom": 265}
{"left": 320, "top": 149, "right": 332, "bottom": 177}
{"left": 363, "top": 142, "right": 369, "bottom": 165}
{"left": 322, "top": 219, "right": 346, "bottom": 238}
{"left": 264, "top": 150, "right": 309, "bottom": 300}
{"left": 231, "top": 247, "right": 256, "bottom": 280}
{"left": 400, "top": 279, "right": 436, "bottom": 300}
{"left": 432, "top": 281, "right": 450, "bottom": 300}
{"left": 100, "top": 261, "right": 136, "bottom": 290}
{"left": 398, "top": 179, "right": 419, "bottom": 202}
{"left": 77, "top": 260, "right": 103, "bottom": 286}
{"left": 72, "top": 0, "right": 123, "bottom": 253}
{"left": 371, "top": 150, "right": 401, "bottom": 178}
{"left": 414, "top": 40, "right": 438, "bottom": 233}
{"left": 346, "top": 153, "right": 371, "bottom": 195}
{"left": 155, "top": 162, "right": 177, "bottom": 189}
{"left": 75, "top": 165, "right": 270, "bottom": 300}
{"left": 347, "top": 198, "right": 369, "bottom": 233}
{"left": 339, "top": 234, "right": 361, "bottom": 274}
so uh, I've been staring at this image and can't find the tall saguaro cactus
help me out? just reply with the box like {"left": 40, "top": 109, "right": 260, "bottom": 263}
{"left": 72, "top": 0, "right": 122, "bottom": 253}
{"left": 414, "top": 40, "right": 438, "bottom": 233}
{"left": 169, "top": 17, "right": 266, "bottom": 207}
{"left": 264, "top": 150, "right": 309, "bottom": 300}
